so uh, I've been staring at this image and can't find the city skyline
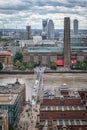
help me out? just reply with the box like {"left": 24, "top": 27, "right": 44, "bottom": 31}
{"left": 0, "top": 0, "right": 87, "bottom": 29}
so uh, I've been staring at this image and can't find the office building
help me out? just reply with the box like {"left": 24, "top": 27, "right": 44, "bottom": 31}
{"left": 42, "top": 19, "right": 48, "bottom": 34}
{"left": 71, "top": 34, "right": 87, "bottom": 46}
{"left": 0, "top": 79, "right": 26, "bottom": 111}
{"left": 0, "top": 94, "right": 19, "bottom": 124}
{"left": 26, "top": 25, "right": 32, "bottom": 40}
{"left": 73, "top": 19, "right": 78, "bottom": 35}
{"left": 48, "top": 19, "right": 54, "bottom": 40}
{"left": 42, "top": 19, "right": 48, "bottom": 39}
{"left": 64, "top": 17, "right": 71, "bottom": 68}
{"left": 42, "top": 19, "right": 54, "bottom": 40}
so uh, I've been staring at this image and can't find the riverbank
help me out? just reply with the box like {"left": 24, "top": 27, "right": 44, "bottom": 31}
{"left": 0, "top": 70, "right": 87, "bottom": 74}
{"left": 0, "top": 73, "right": 87, "bottom": 101}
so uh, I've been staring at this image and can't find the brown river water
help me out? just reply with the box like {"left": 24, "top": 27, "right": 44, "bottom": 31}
{"left": 0, "top": 73, "right": 87, "bottom": 100}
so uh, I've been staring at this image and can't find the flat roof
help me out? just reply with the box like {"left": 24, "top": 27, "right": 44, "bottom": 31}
{"left": 0, "top": 94, "right": 18, "bottom": 105}
{"left": 40, "top": 105, "right": 85, "bottom": 111}
{"left": 0, "top": 51, "right": 12, "bottom": 56}
{"left": 28, "top": 47, "right": 63, "bottom": 53}
{"left": 40, "top": 119, "right": 87, "bottom": 126}
{"left": 28, "top": 46, "right": 87, "bottom": 53}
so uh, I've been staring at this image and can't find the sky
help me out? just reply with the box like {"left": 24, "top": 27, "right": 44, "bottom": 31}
{"left": 0, "top": 0, "right": 87, "bottom": 29}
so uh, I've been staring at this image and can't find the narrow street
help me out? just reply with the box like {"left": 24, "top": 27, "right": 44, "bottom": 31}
{"left": 17, "top": 67, "right": 45, "bottom": 130}
{"left": 17, "top": 103, "right": 40, "bottom": 130}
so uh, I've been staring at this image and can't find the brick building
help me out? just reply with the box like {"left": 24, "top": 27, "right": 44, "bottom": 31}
{"left": 0, "top": 51, "right": 12, "bottom": 65}
{"left": 36, "top": 86, "right": 87, "bottom": 130}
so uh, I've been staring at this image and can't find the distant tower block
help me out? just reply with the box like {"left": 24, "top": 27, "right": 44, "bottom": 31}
{"left": 64, "top": 17, "right": 71, "bottom": 68}
{"left": 26, "top": 25, "right": 32, "bottom": 40}
{"left": 73, "top": 19, "right": 78, "bottom": 35}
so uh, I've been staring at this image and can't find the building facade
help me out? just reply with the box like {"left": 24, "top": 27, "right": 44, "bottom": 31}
{"left": 0, "top": 110, "right": 8, "bottom": 130}
{"left": 0, "top": 94, "right": 19, "bottom": 124}
{"left": 73, "top": 19, "right": 78, "bottom": 35}
{"left": 71, "top": 35, "right": 87, "bottom": 46}
{"left": 0, "top": 79, "right": 26, "bottom": 111}
{"left": 64, "top": 17, "right": 71, "bottom": 68}
{"left": 42, "top": 19, "right": 54, "bottom": 40}
{"left": 0, "top": 51, "right": 12, "bottom": 65}
{"left": 47, "top": 19, "right": 54, "bottom": 40}
{"left": 26, "top": 25, "right": 32, "bottom": 40}
{"left": 23, "top": 45, "right": 87, "bottom": 66}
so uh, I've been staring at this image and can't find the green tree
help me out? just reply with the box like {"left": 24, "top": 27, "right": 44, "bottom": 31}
{"left": 14, "top": 52, "right": 23, "bottom": 62}
{"left": 49, "top": 61, "right": 57, "bottom": 70}
{"left": 19, "top": 64, "right": 26, "bottom": 70}
{"left": 26, "top": 61, "right": 36, "bottom": 70}
{"left": 15, "top": 60, "right": 21, "bottom": 68}
{"left": 71, "top": 60, "right": 87, "bottom": 70}
{"left": 0, "top": 62, "right": 3, "bottom": 70}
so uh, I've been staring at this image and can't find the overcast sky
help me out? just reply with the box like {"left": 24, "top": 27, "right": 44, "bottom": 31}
{"left": 0, "top": 0, "right": 87, "bottom": 29}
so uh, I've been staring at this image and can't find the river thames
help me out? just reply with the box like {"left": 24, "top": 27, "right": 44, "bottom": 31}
{"left": 0, "top": 73, "right": 87, "bottom": 100}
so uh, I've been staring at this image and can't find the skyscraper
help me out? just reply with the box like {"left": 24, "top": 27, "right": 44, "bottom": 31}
{"left": 64, "top": 17, "right": 71, "bottom": 68}
{"left": 42, "top": 19, "right": 54, "bottom": 40}
{"left": 48, "top": 19, "right": 54, "bottom": 40}
{"left": 42, "top": 19, "right": 48, "bottom": 39}
{"left": 73, "top": 19, "right": 78, "bottom": 35}
{"left": 26, "top": 25, "right": 32, "bottom": 40}
{"left": 42, "top": 19, "right": 48, "bottom": 33}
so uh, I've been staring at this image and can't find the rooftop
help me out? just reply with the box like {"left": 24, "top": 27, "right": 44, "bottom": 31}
{"left": 0, "top": 79, "right": 25, "bottom": 93}
{"left": 28, "top": 46, "right": 87, "bottom": 53}
{"left": 0, "top": 94, "right": 18, "bottom": 105}
{"left": 0, "top": 51, "right": 12, "bottom": 56}
{"left": 40, "top": 119, "right": 87, "bottom": 126}
{"left": 28, "top": 46, "right": 63, "bottom": 53}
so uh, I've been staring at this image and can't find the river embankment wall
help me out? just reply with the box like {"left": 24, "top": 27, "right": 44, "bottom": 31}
{"left": 0, "top": 70, "right": 87, "bottom": 74}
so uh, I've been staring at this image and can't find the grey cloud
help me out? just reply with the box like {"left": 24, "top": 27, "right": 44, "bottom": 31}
{"left": 0, "top": 0, "right": 87, "bottom": 29}
{"left": 0, "top": 0, "right": 87, "bottom": 14}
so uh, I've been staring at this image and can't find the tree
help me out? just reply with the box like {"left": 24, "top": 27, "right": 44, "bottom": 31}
{"left": 14, "top": 52, "right": 23, "bottom": 62}
{"left": 15, "top": 60, "right": 21, "bottom": 68}
{"left": 49, "top": 61, "right": 57, "bottom": 70}
{"left": 26, "top": 61, "right": 36, "bottom": 70}
{"left": 19, "top": 64, "right": 26, "bottom": 70}
{"left": 71, "top": 60, "right": 87, "bottom": 70}
{"left": 0, "top": 62, "right": 3, "bottom": 70}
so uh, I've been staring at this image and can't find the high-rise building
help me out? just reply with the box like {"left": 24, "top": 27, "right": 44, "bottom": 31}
{"left": 42, "top": 19, "right": 48, "bottom": 33}
{"left": 48, "top": 19, "right": 54, "bottom": 40}
{"left": 64, "top": 17, "right": 71, "bottom": 68}
{"left": 42, "top": 19, "right": 54, "bottom": 40}
{"left": 73, "top": 19, "right": 78, "bottom": 35}
{"left": 26, "top": 25, "right": 32, "bottom": 40}
{"left": 42, "top": 19, "right": 48, "bottom": 39}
